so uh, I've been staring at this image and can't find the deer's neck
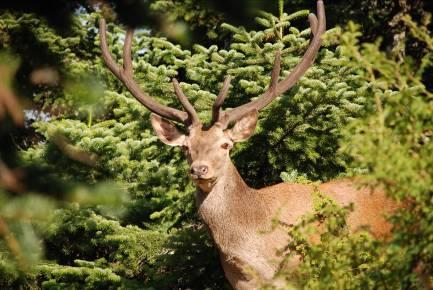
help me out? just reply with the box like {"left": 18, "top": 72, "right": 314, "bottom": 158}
{"left": 195, "top": 162, "right": 270, "bottom": 235}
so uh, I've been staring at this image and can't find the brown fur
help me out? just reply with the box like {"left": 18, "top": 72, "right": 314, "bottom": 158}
{"left": 196, "top": 163, "right": 396, "bottom": 289}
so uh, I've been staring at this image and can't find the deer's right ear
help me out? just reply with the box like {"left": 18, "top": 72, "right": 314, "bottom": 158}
{"left": 226, "top": 109, "right": 258, "bottom": 142}
{"left": 150, "top": 113, "right": 186, "bottom": 146}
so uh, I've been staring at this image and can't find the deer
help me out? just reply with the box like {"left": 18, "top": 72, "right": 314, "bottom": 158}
{"left": 98, "top": 1, "right": 397, "bottom": 289}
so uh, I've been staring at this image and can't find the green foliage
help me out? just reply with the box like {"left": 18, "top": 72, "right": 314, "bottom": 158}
{"left": 0, "top": 8, "right": 158, "bottom": 289}
{"left": 149, "top": 224, "right": 228, "bottom": 289}
{"left": 338, "top": 18, "right": 433, "bottom": 288}
{"left": 37, "top": 263, "right": 123, "bottom": 290}
{"left": 268, "top": 16, "right": 433, "bottom": 289}
{"left": 40, "top": 207, "right": 227, "bottom": 289}
{"left": 43, "top": 206, "right": 165, "bottom": 278}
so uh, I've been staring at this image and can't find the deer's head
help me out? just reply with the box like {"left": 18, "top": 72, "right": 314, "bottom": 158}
{"left": 150, "top": 109, "right": 258, "bottom": 191}
{"left": 98, "top": 1, "right": 325, "bottom": 191}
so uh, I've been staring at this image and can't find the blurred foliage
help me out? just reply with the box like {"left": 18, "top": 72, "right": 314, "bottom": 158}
{"left": 0, "top": 0, "right": 432, "bottom": 289}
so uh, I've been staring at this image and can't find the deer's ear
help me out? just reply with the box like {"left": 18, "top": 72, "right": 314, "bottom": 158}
{"left": 150, "top": 113, "right": 186, "bottom": 146}
{"left": 226, "top": 109, "right": 258, "bottom": 142}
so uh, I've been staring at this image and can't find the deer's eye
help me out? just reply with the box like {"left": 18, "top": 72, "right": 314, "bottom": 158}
{"left": 221, "top": 143, "right": 230, "bottom": 150}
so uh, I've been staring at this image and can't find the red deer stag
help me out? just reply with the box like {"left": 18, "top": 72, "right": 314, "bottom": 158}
{"left": 99, "top": 1, "right": 396, "bottom": 288}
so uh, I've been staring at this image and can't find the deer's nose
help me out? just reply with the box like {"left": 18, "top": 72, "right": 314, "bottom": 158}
{"left": 190, "top": 165, "right": 208, "bottom": 176}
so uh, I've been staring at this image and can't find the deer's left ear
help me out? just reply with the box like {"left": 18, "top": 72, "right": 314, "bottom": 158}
{"left": 226, "top": 109, "right": 258, "bottom": 142}
{"left": 150, "top": 113, "right": 186, "bottom": 146}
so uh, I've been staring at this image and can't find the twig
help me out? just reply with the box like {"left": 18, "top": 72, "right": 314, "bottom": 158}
{"left": 414, "top": 261, "right": 433, "bottom": 290}
{"left": 0, "top": 160, "right": 25, "bottom": 192}
{"left": 0, "top": 216, "right": 27, "bottom": 270}
{"left": 0, "top": 65, "right": 24, "bottom": 126}
{"left": 52, "top": 134, "right": 98, "bottom": 167}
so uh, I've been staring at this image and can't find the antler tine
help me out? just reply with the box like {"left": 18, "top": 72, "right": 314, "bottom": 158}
{"left": 274, "top": 0, "right": 325, "bottom": 94}
{"left": 123, "top": 28, "right": 134, "bottom": 77}
{"left": 99, "top": 18, "right": 122, "bottom": 79}
{"left": 98, "top": 18, "right": 189, "bottom": 124}
{"left": 308, "top": 13, "right": 318, "bottom": 36}
{"left": 219, "top": 0, "right": 326, "bottom": 128}
{"left": 269, "top": 51, "right": 281, "bottom": 95}
{"left": 172, "top": 78, "right": 201, "bottom": 126}
{"left": 211, "top": 76, "right": 232, "bottom": 125}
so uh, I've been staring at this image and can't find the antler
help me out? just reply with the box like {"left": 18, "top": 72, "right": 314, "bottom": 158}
{"left": 99, "top": 18, "right": 200, "bottom": 126}
{"left": 214, "top": 0, "right": 326, "bottom": 128}
{"left": 99, "top": 0, "right": 325, "bottom": 129}
{"left": 211, "top": 76, "right": 232, "bottom": 124}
